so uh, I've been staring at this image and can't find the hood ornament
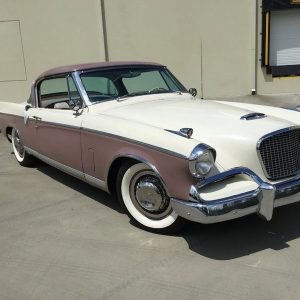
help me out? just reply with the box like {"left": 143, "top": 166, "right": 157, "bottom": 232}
{"left": 240, "top": 112, "right": 267, "bottom": 121}
{"left": 180, "top": 128, "right": 193, "bottom": 138}
{"left": 165, "top": 128, "right": 194, "bottom": 139}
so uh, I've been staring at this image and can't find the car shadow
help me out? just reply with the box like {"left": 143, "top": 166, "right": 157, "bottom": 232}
{"left": 36, "top": 161, "right": 300, "bottom": 260}
{"left": 180, "top": 203, "right": 300, "bottom": 260}
{"left": 36, "top": 162, "right": 123, "bottom": 214}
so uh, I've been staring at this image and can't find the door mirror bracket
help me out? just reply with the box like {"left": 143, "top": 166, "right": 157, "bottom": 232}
{"left": 189, "top": 88, "right": 197, "bottom": 97}
{"left": 73, "top": 105, "right": 82, "bottom": 116}
{"left": 25, "top": 104, "right": 31, "bottom": 111}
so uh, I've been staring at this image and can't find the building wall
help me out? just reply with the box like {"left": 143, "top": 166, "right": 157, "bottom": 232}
{"left": 0, "top": 0, "right": 105, "bottom": 102}
{"left": 1, "top": 0, "right": 300, "bottom": 103}
{"left": 256, "top": 0, "right": 300, "bottom": 95}
{"left": 104, "top": 0, "right": 254, "bottom": 98}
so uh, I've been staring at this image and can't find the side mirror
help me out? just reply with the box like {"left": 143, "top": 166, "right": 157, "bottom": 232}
{"left": 189, "top": 88, "right": 197, "bottom": 97}
{"left": 25, "top": 104, "right": 31, "bottom": 111}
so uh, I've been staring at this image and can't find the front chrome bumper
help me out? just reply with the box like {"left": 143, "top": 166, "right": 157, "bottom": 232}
{"left": 170, "top": 167, "right": 300, "bottom": 224}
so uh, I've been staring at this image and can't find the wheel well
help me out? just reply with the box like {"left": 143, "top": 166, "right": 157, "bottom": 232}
{"left": 6, "top": 127, "right": 13, "bottom": 143}
{"left": 107, "top": 157, "right": 140, "bottom": 195}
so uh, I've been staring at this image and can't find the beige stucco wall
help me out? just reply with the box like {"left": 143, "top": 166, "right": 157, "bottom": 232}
{"left": 0, "top": 0, "right": 105, "bottom": 102}
{"left": 256, "top": 0, "right": 300, "bottom": 95}
{"left": 104, "top": 0, "right": 254, "bottom": 98}
{"left": 1, "top": 0, "right": 300, "bottom": 103}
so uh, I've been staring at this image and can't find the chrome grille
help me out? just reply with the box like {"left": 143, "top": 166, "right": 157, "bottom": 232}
{"left": 258, "top": 128, "right": 300, "bottom": 180}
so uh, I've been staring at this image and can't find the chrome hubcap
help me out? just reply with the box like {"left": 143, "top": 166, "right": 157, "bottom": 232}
{"left": 129, "top": 170, "right": 171, "bottom": 220}
{"left": 136, "top": 177, "right": 165, "bottom": 211}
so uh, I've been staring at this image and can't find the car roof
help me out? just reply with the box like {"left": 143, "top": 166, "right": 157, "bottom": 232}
{"left": 37, "top": 61, "right": 165, "bottom": 80}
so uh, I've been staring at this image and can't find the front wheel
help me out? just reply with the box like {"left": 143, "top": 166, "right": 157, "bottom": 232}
{"left": 116, "top": 162, "right": 185, "bottom": 233}
{"left": 11, "top": 128, "right": 34, "bottom": 166}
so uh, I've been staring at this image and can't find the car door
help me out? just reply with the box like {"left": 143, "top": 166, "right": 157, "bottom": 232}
{"left": 28, "top": 75, "right": 84, "bottom": 175}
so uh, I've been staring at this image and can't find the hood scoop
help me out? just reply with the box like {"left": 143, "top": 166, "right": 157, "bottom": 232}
{"left": 240, "top": 112, "right": 267, "bottom": 121}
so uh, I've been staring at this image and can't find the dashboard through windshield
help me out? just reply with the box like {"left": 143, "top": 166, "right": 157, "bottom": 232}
{"left": 79, "top": 67, "right": 187, "bottom": 103}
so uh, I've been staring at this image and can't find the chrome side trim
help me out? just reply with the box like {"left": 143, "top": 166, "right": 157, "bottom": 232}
{"left": 85, "top": 174, "right": 108, "bottom": 192}
{"left": 82, "top": 127, "right": 187, "bottom": 159}
{"left": 25, "top": 147, "right": 85, "bottom": 181}
{"left": 31, "top": 120, "right": 80, "bottom": 131}
{"left": 24, "top": 146, "right": 108, "bottom": 191}
{"left": 16, "top": 114, "right": 186, "bottom": 160}
{"left": 171, "top": 166, "right": 300, "bottom": 224}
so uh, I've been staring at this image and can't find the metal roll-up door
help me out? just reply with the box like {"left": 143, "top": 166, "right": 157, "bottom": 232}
{"left": 269, "top": 9, "right": 300, "bottom": 67}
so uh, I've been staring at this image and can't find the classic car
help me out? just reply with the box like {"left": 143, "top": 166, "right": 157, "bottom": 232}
{"left": 0, "top": 61, "right": 300, "bottom": 233}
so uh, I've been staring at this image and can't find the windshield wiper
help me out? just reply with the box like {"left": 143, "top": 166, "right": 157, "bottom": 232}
{"left": 89, "top": 92, "right": 147, "bottom": 105}
{"left": 116, "top": 91, "right": 149, "bottom": 101}
{"left": 92, "top": 90, "right": 183, "bottom": 105}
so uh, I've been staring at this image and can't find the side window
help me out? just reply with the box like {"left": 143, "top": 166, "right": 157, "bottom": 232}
{"left": 39, "top": 76, "right": 82, "bottom": 109}
{"left": 81, "top": 75, "right": 118, "bottom": 102}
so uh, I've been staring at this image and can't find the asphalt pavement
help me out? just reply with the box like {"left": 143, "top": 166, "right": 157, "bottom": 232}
{"left": 1, "top": 135, "right": 300, "bottom": 300}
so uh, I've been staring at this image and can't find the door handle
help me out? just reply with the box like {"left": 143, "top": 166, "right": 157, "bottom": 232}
{"left": 32, "top": 116, "right": 42, "bottom": 121}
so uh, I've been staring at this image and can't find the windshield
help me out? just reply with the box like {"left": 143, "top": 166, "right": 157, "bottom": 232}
{"left": 79, "top": 67, "right": 187, "bottom": 103}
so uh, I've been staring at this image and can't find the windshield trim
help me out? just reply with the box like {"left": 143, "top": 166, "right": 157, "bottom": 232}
{"left": 77, "top": 66, "right": 188, "bottom": 105}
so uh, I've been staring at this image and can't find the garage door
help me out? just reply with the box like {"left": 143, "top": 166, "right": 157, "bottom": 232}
{"left": 269, "top": 9, "right": 300, "bottom": 67}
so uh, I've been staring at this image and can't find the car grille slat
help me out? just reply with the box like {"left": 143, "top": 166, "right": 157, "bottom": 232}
{"left": 258, "top": 128, "right": 300, "bottom": 180}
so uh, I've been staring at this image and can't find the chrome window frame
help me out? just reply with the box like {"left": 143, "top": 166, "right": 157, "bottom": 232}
{"left": 72, "top": 66, "right": 188, "bottom": 106}
{"left": 33, "top": 72, "right": 87, "bottom": 109}
{"left": 72, "top": 71, "right": 92, "bottom": 106}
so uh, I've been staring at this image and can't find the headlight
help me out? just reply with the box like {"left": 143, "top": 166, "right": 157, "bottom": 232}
{"left": 189, "top": 144, "right": 216, "bottom": 178}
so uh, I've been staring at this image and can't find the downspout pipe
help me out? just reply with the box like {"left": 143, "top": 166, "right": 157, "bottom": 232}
{"left": 100, "top": 0, "right": 109, "bottom": 61}
{"left": 251, "top": 0, "right": 258, "bottom": 95}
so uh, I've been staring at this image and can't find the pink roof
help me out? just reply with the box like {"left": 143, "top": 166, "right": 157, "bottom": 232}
{"left": 37, "top": 61, "right": 164, "bottom": 79}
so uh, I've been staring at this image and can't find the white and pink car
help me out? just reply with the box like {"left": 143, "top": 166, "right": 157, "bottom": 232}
{"left": 1, "top": 61, "right": 300, "bottom": 233}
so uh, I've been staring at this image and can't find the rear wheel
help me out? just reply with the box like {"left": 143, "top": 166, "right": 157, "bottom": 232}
{"left": 11, "top": 128, "right": 34, "bottom": 166}
{"left": 116, "top": 162, "right": 185, "bottom": 233}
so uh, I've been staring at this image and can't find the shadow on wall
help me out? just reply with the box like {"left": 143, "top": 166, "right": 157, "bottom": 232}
{"left": 36, "top": 159, "right": 300, "bottom": 260}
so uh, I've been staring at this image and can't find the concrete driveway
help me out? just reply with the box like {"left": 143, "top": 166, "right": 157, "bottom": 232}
{"left": 1, "top": 136, "right": 300, "bottom": 300}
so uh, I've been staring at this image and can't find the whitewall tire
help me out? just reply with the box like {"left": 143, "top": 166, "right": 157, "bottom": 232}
{"left": 117, "top": 162, "right": 185, "bottom": 233}
{"left": 11, "top": 128, "right": 34, "bottom": 166}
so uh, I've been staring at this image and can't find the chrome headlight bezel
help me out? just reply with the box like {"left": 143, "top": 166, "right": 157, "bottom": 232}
{"left": 189, "top": 144, "right": 216, "bottom": 178}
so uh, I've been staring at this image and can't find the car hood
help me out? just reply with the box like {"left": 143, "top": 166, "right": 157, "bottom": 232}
{"left": 92, "top": 93, "right": 296, "bottom": 178}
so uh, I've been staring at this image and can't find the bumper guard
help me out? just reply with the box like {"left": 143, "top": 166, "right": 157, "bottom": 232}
{"left": 170, "top": 167, "right": 300, "bottom": 224}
